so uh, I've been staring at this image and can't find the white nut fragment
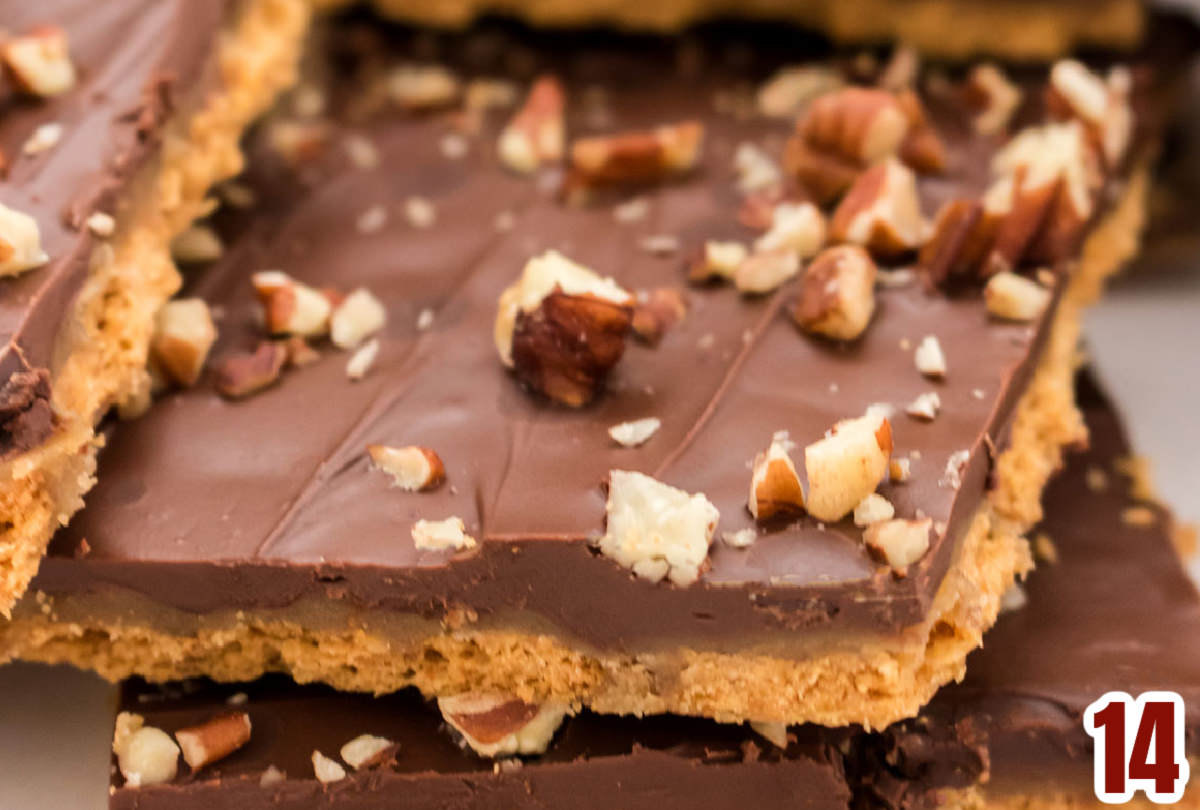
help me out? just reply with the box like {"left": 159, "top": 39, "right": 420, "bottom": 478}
{"left": 2, "top": 27, "right": 76, "bottom": 97}
{"left": 345, "top": 338, "right": 379, "bottom": 380}
{"left": 600, "top": 470, "right": 719, "bottom": 586}
{"left": 791, "top": 245, "right": 877, "bottom": 341}
{"left": 757, "top": 65, "right": 842, "bottom": 118}
{"left": 754, "top": 201, "right": 825, "bottom": 257}
{"left": 690, "top": 240, "right": 748, "bottom": 283}
{"left": 388, "top": 64, "right": 460, "bottom": 110}
{"left": 340, "top": 735, "right": 395, "bottom": 769}
{"left": 151, "top": 298, "right": 218, "bottom": 387}
{"left": 494, "top": 250, "right": 632, "bottom": 366}
{"left": 252, "top": 270, "right": 332, "bottom": 337}
{"left": 722, "top": 528, "right": 757, "bottom": 548}
{"left": 86, "top": 211, "right": 116, "bottom": 237}
{"left": 0, "top": 202, "right": 48, "bottom": 277}
{"left": 438, "top": 693, "right": 568, "bottom": 758}
{"left": 609, "top": 417, "right": 661, "bottom": 448}
{"left": 412, "top": 516, "right": 476, "bottom": 551}
{"left": 984, "top": 271, "right": 1051, "bottom": 322}
{"left": 863, "top": 517, "right": 932, "bottom": 573}
{"left": 259, "top": 765, "right": 286, "bottom": 787}
{"left": 749, "top": 721, "right": 789, "bottom": 749}
{"left": 171, "top": 225, "right": 223, "bottom": 264}
{"left": 23, "top": 122, "right": 63, "bottom": 155}
{"left": 889, "top": 457, "right": 911, "bottom": 482}
{"left": 830, "top": 158, "right": 928, "bottom": 258}
{"left": 914, "top": 335, "right": 946, "bottom": 378}
{"left": 498, "top": 75, "right": 564, "bottom": 173}
{"left": 940, "top": 448, "right": 970, "bottom": 490}
{"left": 1046, "top": 59, "right": 1128, "bottom": 163}
{"left": 965, "top": 64, "right": 1021, "bottom": 136}
{"left": 331, "top": 288, "right": 387, "bottom": 349}
{"left": 405, "top": 196, "right": 437, "bottom": 229}
{"left": 853, "top": 493, "right": 895, "bottom": 527}
{"left": 748, "top": 432, "right": 806, "bottom": 520}
{"left": 733, "top": 141, "right": 781, "bottom": 193}
{"left": 905, "top": 391, "right": 941, "bottom": 421}
{"left": 311, "top": 750, "right": 346, "bottom": 783}
{"left": 175, "top": 712, "right": 252, "bottom": 770}
{"left": 368, "top": 444, "right": 445, "bottom": 491}
{"left": 113, "top": 712, "right": 180, "bottom": 788}
{"left": 804, "top": 413, "right": 893, "bottom": 522}
{"left": 734, "top": 249, "right": 799, "bottom": 295}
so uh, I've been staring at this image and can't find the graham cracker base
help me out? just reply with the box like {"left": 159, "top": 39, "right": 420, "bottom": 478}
{"left": 0, "top": 0, "right": 312, "bottom": 616}
{"left": 0, "top": 169, "right": 1148, "bottom": 727}
{"left": 315, "top": 0, "right": 1141, "bottom": 60}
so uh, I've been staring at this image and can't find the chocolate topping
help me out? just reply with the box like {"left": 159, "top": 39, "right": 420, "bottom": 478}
{"left": 31, "top": 21, "right": 1144, "bottom": 650}
{"left": 0, "top": 0, "right": 228, "bottom": 451}
{"left": 107, "top": 372, "right": 1200, "bottom": 808}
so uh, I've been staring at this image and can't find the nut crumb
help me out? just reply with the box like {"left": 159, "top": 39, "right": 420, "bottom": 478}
{"left": 863, "top": 518, "right": 932, "bottom": 574}
{"left": 340, "top": 735, "right": 395, "bottom": 770}
{"left": 22, "top": 122, "right": 63, "bottom": 155}
{"left": 914, "top": 335, "right": 946, "bottom": 378}
{"left": 259, "top": 765, "right": 286, "bottom": 787}
{"left": 905, "top": 391, "right": 941, "bottom": 421}
{"left": 749, "top": 721, "right": 789, "bottom": 749}
{"left": 609, "top": 417, "right": 661, "bottom": 448}
{"left": 405, "top": 196, "right": 436, "bottom": 229}
{"left": 939, "top": 449, "right": 970, "bottom": 489}
{"left": 1085, "top": 466, "right": 1109, "bottom": 492}
{"left": 311, "top": 750, "right": 346, "bottom": 783}
{"left": 113, "top": 712, "right": 179, "bottom": 787}
{"left": 345, "top": 338, "right": 379, "bottom": 380}
{"left": 748, "top": 432, "right": 806, "bottom": 520}
{"left": 437, "top": 693, "right": 567, "bottom": 758}
{"left": 0, "top": 202, "right": 48, "bottom": 276}
{"left": 412, "top": 516, "right": 476, "bottom": 551}
{"left": 175, "top": 712, "right": 252, "bottom": 770}
{"left": 600, "top": 470, "right": 719, "bottom": 586}
{"left": 368, "top": 444, "right": 445, "bottom": 491}
{"left": 889, "top": 457, "right": 911, "bottom": 482}
{"left": 356, "top": 205, "right": 388, "bottom": 234}
{"left": 853, "top": 493, "right": 895, "bottom": 527}
{"left": 331, "top": 288, "right": 387, "bottom": 350}
{"left": 722, "top": 528, "right": 757, "bottom": 548}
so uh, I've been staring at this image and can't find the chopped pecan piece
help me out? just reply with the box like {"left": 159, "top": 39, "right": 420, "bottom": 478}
{"left": 567, "top": 121, "right": 704, "bottom": 194}
{"left": 151, "top": 299, "right": 217, "bottom": 387}
{"left": 497, "top": 75, "right": 565, "bottom": 173}
{"left": 2, "top": 26, "right": 75, "bottom": 97}
{"left": 830, "top": 159, "right": 928, "bottom": 258}
{"left": 0, "top": 202, "right": 48, "bottom": 277}
{"left": 792, "top": 245, "right": 877, "bottom": 340}
{"left": 511, "top": 291, "right": 633, "bottom": 407}
{"left": 804, "top": 413, "right": 893, "bottom": 523}
{"left": 631, "top": 287, "right": 687, "bottom": 345}
{"left": 438, "top": 694, "right": 568, "bottom": 758}
{"left": 963, "top": 64, "right": 1022, "bottom": 136}
{"left": 214, "top": 342, "right": 287, "bottom": 399}
{"left": 175, "top": 712, "right": 252, "bottom": 770}
{"left": 748, "top": 432, "right": 806, "bottom": 520}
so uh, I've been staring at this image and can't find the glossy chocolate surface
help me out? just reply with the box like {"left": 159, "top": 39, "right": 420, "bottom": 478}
{"left": 32, "top": 19, "right": 1133, "bottom": 649}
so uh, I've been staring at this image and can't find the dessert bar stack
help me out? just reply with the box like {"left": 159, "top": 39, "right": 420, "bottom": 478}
{"left": 0, "top": 1, "right": 1196, "bottom": 807}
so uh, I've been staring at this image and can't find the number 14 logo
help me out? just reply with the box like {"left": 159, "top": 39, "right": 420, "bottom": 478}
{"left": 1084, "top": 692, "right": 1190, "bottom": 804}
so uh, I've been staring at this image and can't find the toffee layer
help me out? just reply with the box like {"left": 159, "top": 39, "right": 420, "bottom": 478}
{"left": 106, "top": 374, "right": 1200, "bottom": 809}
{"left": 4, "top": 20, "right": 1155, "bottom": 724}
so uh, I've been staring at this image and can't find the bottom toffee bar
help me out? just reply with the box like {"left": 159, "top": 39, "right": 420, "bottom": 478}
{"left": 106, "top": 374, "right": 1200, "bottom": 809}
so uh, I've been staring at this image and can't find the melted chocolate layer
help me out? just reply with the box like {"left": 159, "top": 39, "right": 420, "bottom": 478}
{"left": 107, "top": 372, "right": 1200, "bottom": 808}
{"left": 32, "top": 20, "right": 1136, "bottom": 649}
{"left": 0, "top": 0, "right": 229, "bottom": 451}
